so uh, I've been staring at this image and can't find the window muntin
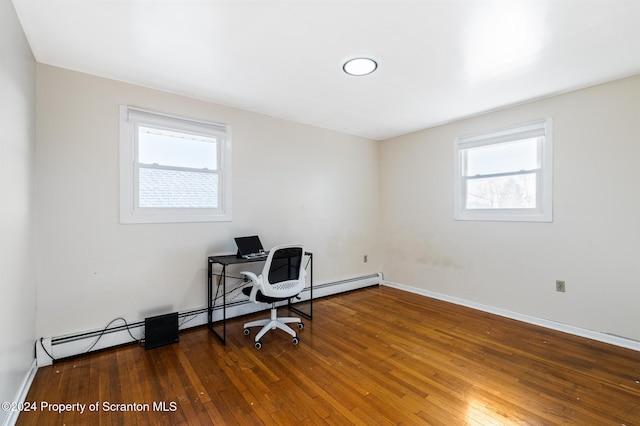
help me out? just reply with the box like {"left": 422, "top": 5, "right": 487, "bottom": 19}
{"left": 454, "top": 119, "right": 552, "bottom": 222}
{"left": 120, "top": 106, "right": 232, "bottom": 223}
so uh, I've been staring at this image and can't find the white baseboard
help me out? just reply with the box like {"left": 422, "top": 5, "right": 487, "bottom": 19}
{"left": 383, "top": 280, "right": 640, "bottom": 352}
{"left": 35, "top": 273, "right": 381, "bottom": 366}
{"left": 2, "top": 359, "right": 38, "bottom": 426}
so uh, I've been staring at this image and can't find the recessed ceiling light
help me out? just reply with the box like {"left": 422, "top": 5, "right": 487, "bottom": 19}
{"left": 342, "top": 57, "right": 378, "bottom": 76}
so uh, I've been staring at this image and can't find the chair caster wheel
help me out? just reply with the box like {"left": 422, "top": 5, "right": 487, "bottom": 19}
{"left": 292, "top": 337, "right": 300, "bottom": 345}
{"left": 244, "top": 328, "right": 250, "bottom": 335}
{"left": 255, "top": 341, "right": 262, "bottom": 349}
{"left": 298, "top": 322, "right": 304, "bottom": 329}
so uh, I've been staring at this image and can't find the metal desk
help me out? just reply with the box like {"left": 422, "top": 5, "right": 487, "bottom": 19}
{"left": 207, "top": 252, "right": 313, "bottom": 344}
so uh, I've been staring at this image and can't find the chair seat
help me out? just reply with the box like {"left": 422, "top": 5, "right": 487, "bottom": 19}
{"left": 242, "top": 286, "right": 290, "bottom": 304}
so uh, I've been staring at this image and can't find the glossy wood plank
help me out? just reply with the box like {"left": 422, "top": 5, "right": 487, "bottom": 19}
{"left": 18, "top": 286, "right": 640, "bottom": 425}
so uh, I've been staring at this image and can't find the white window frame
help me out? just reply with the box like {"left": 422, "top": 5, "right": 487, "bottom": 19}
{"left": 454, "top": 118, "right": 553, "bottom": 222}
{"left": 119, "top": 106, "right": 232, "bottom": 224}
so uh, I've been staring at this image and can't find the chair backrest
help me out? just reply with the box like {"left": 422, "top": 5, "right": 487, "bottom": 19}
{"left": 259, "top": 244, "right": 306, "bottom": 299}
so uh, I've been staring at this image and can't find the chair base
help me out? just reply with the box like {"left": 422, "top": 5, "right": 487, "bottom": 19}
{"left": 244, "top": 305, "right": 301, "bottom": 344}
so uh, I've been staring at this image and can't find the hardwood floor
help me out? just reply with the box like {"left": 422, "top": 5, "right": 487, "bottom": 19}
{"left": 18, "top": 286, "right": 640, "bottom": 425}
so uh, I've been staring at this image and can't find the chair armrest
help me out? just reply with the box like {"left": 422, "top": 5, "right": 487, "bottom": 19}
{"left": 241, "top": 271, "right": 261, "bottom": 302}
{"left": 241, "top": 271, "right": 259, "bottom": 283}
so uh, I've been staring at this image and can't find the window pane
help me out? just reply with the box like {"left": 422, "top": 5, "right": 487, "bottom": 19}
{"left": 139, "top": 168, "right": 218, "bottom": 208}
{"left": 138, "top": 126, "right": 217, "bottom": 170}
{"left": 466, "top": 172, "right": 536, "bottom": 209}
{"left": 466, "top": 137, "right": 538, "bottom": 176}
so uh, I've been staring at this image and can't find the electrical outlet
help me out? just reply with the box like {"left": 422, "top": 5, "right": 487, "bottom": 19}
{"left": 556, "top": 280, "right": 566, "bottom": 292}
{"left": 364, "top": 255, "right": 368, "bottom": 263}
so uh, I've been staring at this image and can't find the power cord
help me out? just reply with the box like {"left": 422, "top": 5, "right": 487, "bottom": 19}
{"left": 38, "top": 317, "right": 142, "bottom": 363}
{"left": 38, "top": 338, "right": 56, "bottom": 362}
{"left": 85, "top": 317, "right": 141, "bottom": 353}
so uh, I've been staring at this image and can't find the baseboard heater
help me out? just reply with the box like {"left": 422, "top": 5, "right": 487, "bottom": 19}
{"left": 36, "top": 273, "right": 382, "bottom": 365}
{"left": 144, "top": 312, "right": 179, "bottom": 349}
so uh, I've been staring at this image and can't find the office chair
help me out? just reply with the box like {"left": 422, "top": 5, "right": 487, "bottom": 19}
{"left": 241, "top": 244, "right": 306, "bottom": 349}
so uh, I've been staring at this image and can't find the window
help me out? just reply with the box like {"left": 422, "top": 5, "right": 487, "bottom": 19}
{"left": 454, "top": 118, "right": 552, "bottom": 222}
{"left": 120, "top": 106, "right": 232, "bottom": 223}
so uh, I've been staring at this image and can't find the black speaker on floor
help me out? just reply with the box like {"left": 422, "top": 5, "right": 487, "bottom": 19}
{"left": 144, "top": 312, "right": 179, "bottom": 349}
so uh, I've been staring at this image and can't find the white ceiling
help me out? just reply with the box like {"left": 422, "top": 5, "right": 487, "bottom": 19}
{"left": 12, "top": 0, "right": 640, "bottom": 140}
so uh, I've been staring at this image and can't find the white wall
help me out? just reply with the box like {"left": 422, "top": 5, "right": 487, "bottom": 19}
{"left": 0, "top": 0, "right": 37, "bottom": 422}
{"left": 35, "top": 64, "right": 380, "bottom": 339}
{"left": 380, "top": 75, "right": 640, "bottom": 342}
